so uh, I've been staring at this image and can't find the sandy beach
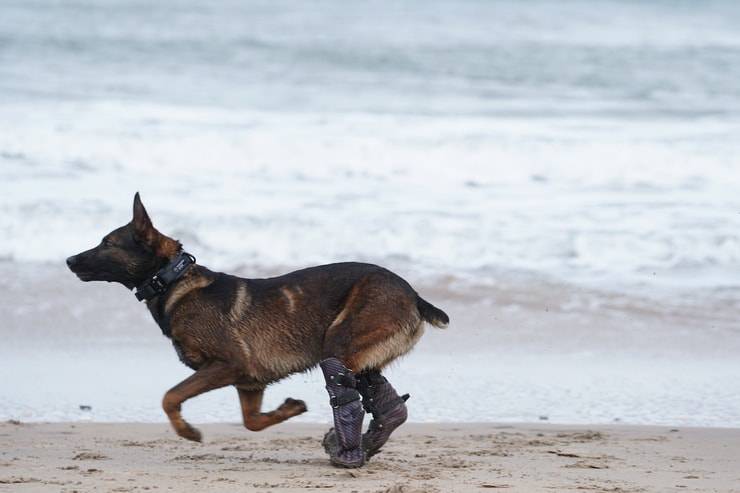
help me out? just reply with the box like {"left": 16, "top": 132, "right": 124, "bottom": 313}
{"left": 3, "top": 2, "right": 740, "bottom": 492}
{"left": 2, "top": 421, "right": 738, "bottom": 492}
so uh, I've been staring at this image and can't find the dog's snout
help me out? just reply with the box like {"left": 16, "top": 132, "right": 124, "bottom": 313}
{"left": 66, "top": 255, "right": 78, "bottom": 268}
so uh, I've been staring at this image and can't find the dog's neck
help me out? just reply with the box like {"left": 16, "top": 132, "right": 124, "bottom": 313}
{"left": 142, "top": 255, "right": 213, "bottom": 339}
{"left": 134, "top": 251, "right": 196, "bottom": 302}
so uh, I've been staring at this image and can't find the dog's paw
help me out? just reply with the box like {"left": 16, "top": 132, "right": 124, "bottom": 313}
{"left": 280, "top": 398, "right": 308, "bottom": 416}
{"left": 177, "top": 424, "right": 203, "bottom": 443}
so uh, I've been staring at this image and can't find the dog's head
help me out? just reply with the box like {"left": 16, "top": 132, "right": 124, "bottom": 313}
{"left": 66, "top": 193, "right": 181, "bottom": 289}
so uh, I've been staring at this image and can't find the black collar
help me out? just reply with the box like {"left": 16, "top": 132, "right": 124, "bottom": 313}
{"left": 135, "top": 252, "right": 196, "bottom": 302}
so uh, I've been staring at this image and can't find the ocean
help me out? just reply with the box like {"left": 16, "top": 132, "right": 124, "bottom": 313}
{"left": 1, "top": 0, "right": 739, "bottom": 426}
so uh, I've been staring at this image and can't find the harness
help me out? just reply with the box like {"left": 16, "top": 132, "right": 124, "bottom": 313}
{"left": 134, "top": 251, "right": 196, "bottom": 302}
{"left": 328, "top": 372, "right": 362, "bottom": 408}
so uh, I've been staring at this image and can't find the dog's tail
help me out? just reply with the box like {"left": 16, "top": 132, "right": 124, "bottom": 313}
{"left": 416, "top": 295, "right": 449, "bottom": 329}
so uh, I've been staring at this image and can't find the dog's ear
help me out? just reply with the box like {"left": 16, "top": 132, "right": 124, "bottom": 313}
{"left": 131, "top": 192, "right": 182, "bottom": 258}
{"left": 132, "top": 192, "right": 154, "bottom": 240}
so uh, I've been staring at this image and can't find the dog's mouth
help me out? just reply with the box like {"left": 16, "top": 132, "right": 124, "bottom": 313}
{"left": 74, "top": 271, "right": 95, "bottom": 282}
{"left": 67, "top": 258, "right": 98, "bottom": 281}
{"left": 72, "top": 269, "right": 121, "bottom": 283}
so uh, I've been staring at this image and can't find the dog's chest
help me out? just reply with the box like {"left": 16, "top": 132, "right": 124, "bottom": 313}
{"left": 171, "top": 340, "right": 201, "bottom": 370}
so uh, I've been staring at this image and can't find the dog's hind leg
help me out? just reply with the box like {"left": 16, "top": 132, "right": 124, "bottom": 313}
{"left": 323, "top": 369, "right": 409, "bottom": 459}
{"left": 356, "top": 370, "right": 409, "bottom": 458}
{"left": 320, "top": 274, "right": 422, "bottom": 462}
{"left": 162, "top": 361, "right": 238, "bottom": 442}
{"left": 237, "top": 387, "right": 307, "bottom": 431}
{"left": 319, "top": 357, "right": 366, "bottom": 468}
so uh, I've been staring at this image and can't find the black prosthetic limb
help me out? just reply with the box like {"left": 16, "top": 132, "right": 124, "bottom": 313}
{"left": 324, "top": 369, "right": 409, "bottom": 459}
{"left": 319, "top": 358, "right": 365, "bottom": 468}
{"left": 356, "top": 370, "right": 409, "bottom": 458}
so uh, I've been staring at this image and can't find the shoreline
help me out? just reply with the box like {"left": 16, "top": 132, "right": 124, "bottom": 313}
{"left": 2, "top": 261, "right": 740, "bottom": 427}
{"left": 2, "top": 421, "right": 738, "bottom": 492}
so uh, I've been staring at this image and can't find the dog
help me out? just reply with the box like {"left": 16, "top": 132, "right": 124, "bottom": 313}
{"left": 66, "top": 193, "right": 449, "bottom": 467}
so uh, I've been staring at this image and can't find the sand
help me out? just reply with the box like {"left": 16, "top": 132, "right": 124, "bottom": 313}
{"left": 1, "top": 421, "right": 738, "bottom": 493}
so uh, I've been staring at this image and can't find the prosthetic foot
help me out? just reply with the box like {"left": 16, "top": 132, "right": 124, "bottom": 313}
{"left": 319, "top": 358, "right": 365, "bottom": 468}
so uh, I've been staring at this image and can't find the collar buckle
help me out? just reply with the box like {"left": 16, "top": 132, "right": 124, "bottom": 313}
{"left": 149, "top": 275, "right": 167, "bottom": 294}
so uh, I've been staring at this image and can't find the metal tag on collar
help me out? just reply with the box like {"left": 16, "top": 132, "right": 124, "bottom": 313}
{"left": 172, "top": 256, "right": 188, "bottom": 274}
{"left": 173, "top": 252, "right": 196, "bottom": 274}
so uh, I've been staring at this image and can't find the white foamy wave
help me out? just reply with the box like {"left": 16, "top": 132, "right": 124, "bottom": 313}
{"left": 1, "top": 101, "right": 739, "bottom": 293}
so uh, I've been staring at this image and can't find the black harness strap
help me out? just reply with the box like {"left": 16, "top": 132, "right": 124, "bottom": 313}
{"left": 135, "top": 252, "right": 196, "bottom": 302}
{"left": 330, "top": 390, "right": 361, "bottom": 408}
{"left": 327, "top": 371, "right": 361, "bottom": 408}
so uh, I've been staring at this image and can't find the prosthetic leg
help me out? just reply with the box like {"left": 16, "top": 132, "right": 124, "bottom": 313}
{"left": 323, "top": 368, "right": 408, "bottom": 459}
{"left": 356, "top": 370, "right": 409, "bottom": 458}
{"left": 319, "top": 358, "right": 365, "bottom": 468}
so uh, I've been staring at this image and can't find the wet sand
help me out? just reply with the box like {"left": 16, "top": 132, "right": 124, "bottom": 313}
{"left": 1, "top": 421, "right": 738, "bottom": 493}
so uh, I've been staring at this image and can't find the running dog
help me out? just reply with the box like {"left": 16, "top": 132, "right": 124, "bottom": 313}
{"left": 66, "top": 193, "right": 449, "bottom": 468}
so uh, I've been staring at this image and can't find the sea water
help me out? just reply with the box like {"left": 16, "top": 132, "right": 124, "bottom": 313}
{"left": 1, "top": 0, "right": 739, "bottom": 425}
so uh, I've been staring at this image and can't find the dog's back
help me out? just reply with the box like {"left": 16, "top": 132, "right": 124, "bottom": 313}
{"left": 160, "top": 262, "right": 446, "bottom": 385}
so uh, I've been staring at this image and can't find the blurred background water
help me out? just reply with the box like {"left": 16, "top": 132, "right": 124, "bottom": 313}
{"left": 1, "top": 1, "right": 739, "bottom": 425}
{"left": 2, "top": 0, "right": 740, "bottom": 291}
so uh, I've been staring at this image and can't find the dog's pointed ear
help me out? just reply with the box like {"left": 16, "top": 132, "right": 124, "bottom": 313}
{"left": 132, "top": 192, "right": 154, "bottom": 239}
{"left": 131, "top": 192, "right": 182, "bottom": 258}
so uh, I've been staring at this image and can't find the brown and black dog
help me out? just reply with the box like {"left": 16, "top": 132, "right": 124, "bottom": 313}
{"left": 66, "top": 193, "right": 448, "bottom": 467}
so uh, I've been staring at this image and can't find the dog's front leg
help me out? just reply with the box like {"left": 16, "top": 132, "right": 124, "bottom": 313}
{"left": 162, "top": 361, "right": 237, "bottom": 442}
{"left": 237, "top": 387, "right": 307, "bottom": 431}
